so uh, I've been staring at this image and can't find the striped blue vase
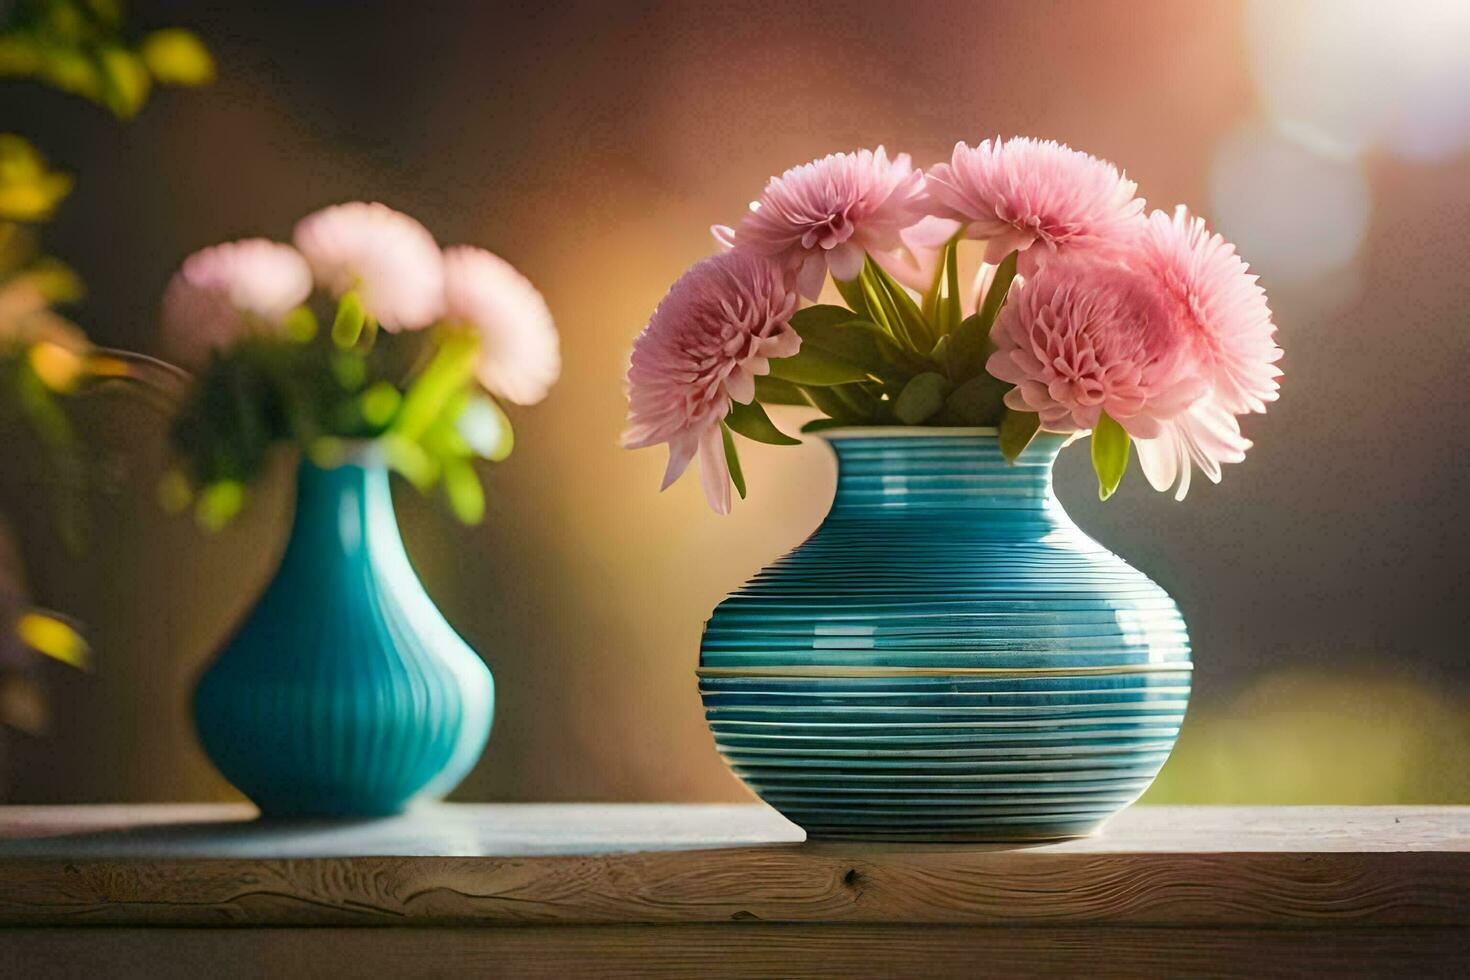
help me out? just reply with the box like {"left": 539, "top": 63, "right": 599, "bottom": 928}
{"left": 193, "top": 451, "right": 493, "bottom": 817}
{"left": 699, "top": 428, "right": 1191, "bottom": 841}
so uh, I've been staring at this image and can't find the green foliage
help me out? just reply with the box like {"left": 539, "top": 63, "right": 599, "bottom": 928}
{"left": 167, "top": 328, "right": 514, "bottom": 529}
{"left": 725, "top": 398, "right": 798, "bottom": 445}
{"left": 751, "top": 375, "right": 808, "bottom": 406}
{"left": 722, "top": 243, "right": 1060, "bottom": 496}
{"left": 766, "top": 345, "right": 871, "bottom": 386}
{"left": 0, "top": 135, "right": 71, "bottom": 222}
{"left": 942, "top": 249, "right": 1017, "bottom": 382}
{"left": 976, "top": 249, "right": 1020, "bottom": 327}
{"left": 936, "top": 373, "right": 1007, "bottom": 426}
{"left": 0, "top": 1, "right": 214, "bottom": 118}
{"left": 720, "top": 421, "right": 746, "bottom": 499}
{"left": 138, "top": 28, "right": 213, "bottom": 86}
{"left": 893, "top": 371, "right": 951, "bottom": 425}
{"left": 789, "top": 305, "right": 904, "bottom": 379}
{"left": 441, "top": 458, "right": 485, "bottom": 524}
{"left": 999, "top": 408, "right": 1041, "bottom": 464}
{"left": 1090, "top": 410, "right": 1131, "bottom": 501}
{"left": 282, "top": 305, "right": 317, "bottom": 344}
{"left": 924, "top": 236, "right": 963, "bottom": 339}
{"left": 330, "top": 291, "right": 367, "bottom": 348}
{"left": 859, "top": 256, "right": 933, "bottom": 351}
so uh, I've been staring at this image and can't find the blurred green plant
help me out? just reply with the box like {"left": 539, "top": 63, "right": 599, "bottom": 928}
{"left": 0, "top": 1, "right": 212, "bottom": 733}
{"left": 166, "top": 297, "right": 514, "bottom": 531}
{"left": 0, "top": 0, "right": 213, "bottom": 118}
{"left": 0, "top": 1, "right": 212, "bottom": 548}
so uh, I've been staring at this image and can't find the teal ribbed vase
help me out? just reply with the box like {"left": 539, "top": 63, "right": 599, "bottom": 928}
{"left": 193, "top": 452, "right": 493, "bottom": 817}
{"left": 699, "top": 429, "right": 1190, "bottom": 841}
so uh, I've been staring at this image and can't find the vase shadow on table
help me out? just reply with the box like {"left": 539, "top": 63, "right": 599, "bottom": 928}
{"left": 0, "top": 808, "right": 1072, "bottom": 859}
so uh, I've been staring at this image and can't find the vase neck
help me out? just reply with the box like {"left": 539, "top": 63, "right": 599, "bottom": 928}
{"left": 281, "top": 455, "right": 401, "bottom": 567}
{"left": 822, "top": 430, "right": 1069, "bottom": 516}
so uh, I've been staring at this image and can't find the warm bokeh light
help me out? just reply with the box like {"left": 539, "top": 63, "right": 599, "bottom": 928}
{"left": 1245, "top": 0, "right": 1470, "bottom": 161}
{"left": 1209, "top": 121, "right": 1371, "bottom": 282}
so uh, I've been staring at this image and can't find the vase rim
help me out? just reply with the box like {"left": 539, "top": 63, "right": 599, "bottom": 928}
{"left": 816, "top": 425, "right": 1000, "bottom": 440}
{"left": 303, "top": 438, "right": 384, "bottom": 470}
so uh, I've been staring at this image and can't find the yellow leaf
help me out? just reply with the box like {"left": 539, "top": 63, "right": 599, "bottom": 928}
{"left": 141, "top": 29, "right": 215, "bottom": 86}
{"left": 15, "top": 612, "right": 90, "bottom": 669}
{"left": 96, "top": 47, "right": 152, "bottom": 119}
{"left": 28, "top": 340, "right": 86, "bottom": 392}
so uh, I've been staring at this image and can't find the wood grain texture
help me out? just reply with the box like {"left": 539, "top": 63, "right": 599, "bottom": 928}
{"left": 0, "top": 805, "right": 1466, "bottom": 929}
{"left": 3, "top": 925, "right": 1467, "bottom": 980}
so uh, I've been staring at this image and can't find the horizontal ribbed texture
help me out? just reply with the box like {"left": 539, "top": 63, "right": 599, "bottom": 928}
{"left": 699, "top": 431, "right": 1190, "bottom": 841}
{"left": 194, "top": 459, "right": 493, "bottom": 817}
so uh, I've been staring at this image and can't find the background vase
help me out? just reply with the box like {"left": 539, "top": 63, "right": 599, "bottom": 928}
{"left": 699, "top": 428, "right": 1191, "bottom": 841}
{"left": 193, "top": 450, "right": 493, "bottom": 817}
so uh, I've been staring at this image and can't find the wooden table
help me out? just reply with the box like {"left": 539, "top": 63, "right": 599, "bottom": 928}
{"left": 0, "top": 804, "right": 1466, "bottom": 977}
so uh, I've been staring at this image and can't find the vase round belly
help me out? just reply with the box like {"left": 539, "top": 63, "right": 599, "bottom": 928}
{"left": 698, "top": 428, "right": 1191, "bottom": 841}
{"left": 193, "top": 449, "right": 493, "bottom": 817}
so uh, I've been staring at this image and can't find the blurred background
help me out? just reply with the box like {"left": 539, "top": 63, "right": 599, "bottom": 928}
{"left": 0, "top": 0, "right": 1467, "bottom": 805}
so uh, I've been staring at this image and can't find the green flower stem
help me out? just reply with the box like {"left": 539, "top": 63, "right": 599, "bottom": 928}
{"left": 391, "top": 330, "right": 479, "bottom": 441}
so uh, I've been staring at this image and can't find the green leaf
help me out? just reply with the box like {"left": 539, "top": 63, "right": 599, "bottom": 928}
{"left": 999, "top": 409, "right": 1041, "bottom": 464}
{"left": 944, "top": 312, "right": 994, "bottom": 382}
{"left": 15, "top": 612, "right": 89, "bottom": 669}
{"left": 936, "top": 373, "right": 1007, "bottom": 426}
{"left": 833, "top": 277, "right": 871, "bottom": 321}
{"left": 1090, "top": 410, "right": 1131, "bottom": 501}
{"left": 922, "top": 236, "right": 962, "bottom": 339}
{"left": 725, "top": 399, "right": 799, "bottom": 445}
{"left": 331, "top": 291, "right": 366, "bottom": 347}
{"left": 359, "top": 381, "right": 401, "bottom": 428}
{"left": 392, "top": 330, "right": 478, "bottom": 439}
{"left": 283, "top": 305, "right": 318, "bottom": 343}
{"left": 767, "top": 347, "right": 871, "bottom": 386}
{"left": 140, "top": 29, "right": 215, "bottom": 86}
{"left": 893, "top": 372, "right": 953, "bottom": 425}
{"left": 752, "top": 375, "right": 809, "bottom": 406}
{"left": 790, "top": 317, "right": 902, "bottom": 378}
{"left": 976, "top": 250, "right": 1019, "bottom": 330}
{"left": 860, "top": 257, "right": 933, "bottom": 351}
{"left": 800, "top": 417, "right": 853, "bottom": 433}
{"left": 443, "top": 458, "right": 486, "bottom": 524}
{"left": 789, "top": 304, "right": 863, "bottom": 333}
{"left": 381, "top": 434, "right": 438, "bottom": 490}
{"left": 803, "top": 382, "right": 879, "bottom": 423}
{"left": 720, "top": 421, "right": 746, "bottom": 499}
{"left": 95, "top": 46, "right": 150, "bottom": 118}
{"left": 195, "top": 480, "right": 245, "bottom": 531}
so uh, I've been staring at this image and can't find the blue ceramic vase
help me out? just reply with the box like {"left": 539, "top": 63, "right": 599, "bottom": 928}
{"left": 193, "top": 450, "right": 493, "bottom": 817}
{"left": 699, "top": 429, "right": 1191, "bottom": 841}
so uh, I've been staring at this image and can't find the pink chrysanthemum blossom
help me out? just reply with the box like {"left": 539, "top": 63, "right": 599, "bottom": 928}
{"left": 160, "top": 239, "right": 312, "bottom": 364}
{"left": 924, "top": 137, "right": 1144, "bottom": 275}
{"left": 292, "top": 202, "right": 444, "bottom": 331}
{"left": 733, "top": 146, "right": 926, "bottom": 299}
{"left": 987, "top": 255, "right": 1206, "bottom": 438}
{"left": 622, "top": 251, "right": 800, "bottom": 514}
{"left": 1129, "top": 207, "right": 1282, "bottom": 499}
{"left": 442, "top": 246, "right": 560, "bottom": 406}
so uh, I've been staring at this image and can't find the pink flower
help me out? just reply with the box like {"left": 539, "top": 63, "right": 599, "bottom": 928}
{"left": 160, "top": 239, "right": 312, "bottom": 364}
{"left": 987, "top": 255, "right": 1206, "bottom": 437}
{"left": 292, "top": 202, "right": 444, "bottom": 331}
{"left": 924, "top": 137, "right": 1144, "bottom": 274}
{"left": 1129, "top": 207, "right": 1282, "bottom": 499}
{"left": 733, "top": 147, "right": 926, "bottom": 299}
{"left": 442, "top": 246, "right": 560, "bottom": 406}
{"left": 622, "top": 251, "right": 800, "bottom": 513}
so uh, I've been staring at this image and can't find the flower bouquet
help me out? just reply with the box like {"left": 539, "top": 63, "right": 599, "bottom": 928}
{"left": 165, "top": 202, "right": 558, "bottom": 816}
{"left": 624, "top": 139, "right": 1281, "bottom": 840}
